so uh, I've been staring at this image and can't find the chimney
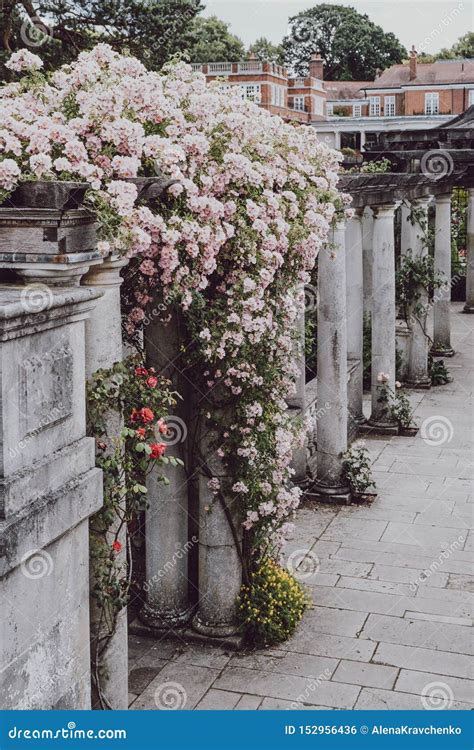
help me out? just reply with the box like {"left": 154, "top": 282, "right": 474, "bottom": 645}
{"left": 409, "top": 45, "right": 417, "bottom": 80}
{"left": 309, "top": 52, "right": 324, "bottom": 80}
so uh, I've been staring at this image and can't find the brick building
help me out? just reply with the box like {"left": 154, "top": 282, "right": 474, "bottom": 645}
{"left": 317, "top": 47, "right": 474, "bottom": 150}
{"left": 193, "top": 49, "right": 474, "bottom": 150}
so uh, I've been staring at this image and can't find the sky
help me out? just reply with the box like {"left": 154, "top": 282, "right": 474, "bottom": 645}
{"left": 202, "top": 0, "right": 472, "bottom": 55}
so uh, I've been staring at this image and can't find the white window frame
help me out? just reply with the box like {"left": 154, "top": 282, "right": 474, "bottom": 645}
{"left": 425, "top": 92, "right": 439, "bottom": 115}
{"left": 292, "top": 95, "right": 305, "bottom": 111}
{"left": 369, "top": 96, "right": 380, "bottom": 116}
{"left": 353, "top": 103, "right": 362, "bottom": 118}
{"left": 384, "top": 95, "right": 395, "bottom": 117}
{"left": 326, "top": 102, "right": 334, "bottom": 115}
{"left": 240, "top": 83, "right": 261, "bottom": 103}
{"left": 468, "top": 89, "right": 474, "bottom": 106}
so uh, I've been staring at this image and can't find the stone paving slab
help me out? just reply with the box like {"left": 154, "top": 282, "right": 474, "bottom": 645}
{"left": 129, "top": 305, "right": 473, "bottom": 710}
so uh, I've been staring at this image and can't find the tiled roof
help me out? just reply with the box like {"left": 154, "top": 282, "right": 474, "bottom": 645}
{"left": 324, "top": 81, "right": 367, "bottom": 100}
{"left": 364, "top": 59, "right": 474, "bottom": 89}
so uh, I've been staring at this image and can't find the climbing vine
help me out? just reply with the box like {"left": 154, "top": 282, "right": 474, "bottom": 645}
{"left": 87, "top": 355, "right": 181, "bottom": 707}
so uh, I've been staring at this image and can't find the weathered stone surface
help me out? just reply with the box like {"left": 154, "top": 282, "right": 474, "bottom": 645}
{"left": 0, "top": 284, "right": 102, "bottom": 711}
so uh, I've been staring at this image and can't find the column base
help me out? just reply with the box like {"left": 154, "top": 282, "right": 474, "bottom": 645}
{"left": 462, "top": 303, "right": 474, "bottom": 314}
{"left": 361, "top": 419, "right": 399, "bottom": 436}
{"left": 192, "top": 612, "right": 240, "bottom": 638}
{"left": 405, "top": 377, "right": 431, "bottom": 390}
{"left": 138, "top": 601, "right": 194, "bottom": 632}
{"left": 430, "top": 345, "right": 455, "bottom": 358}
{"left": 129, "top": 618, "right": 245, "bottom": 650}
{"left": 304, "top": 479, "right": 352, "bottom": 506}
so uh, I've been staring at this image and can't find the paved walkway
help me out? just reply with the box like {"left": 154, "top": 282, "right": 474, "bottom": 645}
{"left": 128, "top": 303, "right": 473, "bottom": 710}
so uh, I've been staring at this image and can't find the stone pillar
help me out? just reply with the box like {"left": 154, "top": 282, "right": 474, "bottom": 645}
{"left": 432, "top": 193, "right": 454, "bottom": 355}
{"left": 82, "top": 255, "right": 129, "bottom": 711}
{"left": 193, "top": 408, "right": 242, "bottom": 637}
{"left": 368, "top": 203, "right": 399, "bottom": 433}
{"left": 463, "top": 188, "right": 474, "bottom": 313}
{"left": 406, "top": 198, "right": 432, "bottom": 388}
{"left": 308, "top": 220, "right": 351, "bottom": 504}
{"left": 0, "top": 283, "right": 102, "bottom": 709}
{"left": 139, "top": 309, "right": 193, "bottom": 631}
{"left": 287, "top": 286, "right": 307, "bottom": 484}
{"left": 345, "top": 210, "right": 365, "bottom": 427}
{"left": 362, "top": 207, "right": 374, "bottom": 315}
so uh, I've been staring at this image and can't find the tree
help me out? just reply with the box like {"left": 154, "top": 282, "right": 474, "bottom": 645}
{"left": 435, "top": 32, "right": 474, "bottom": 60}
{"left": 187, "top": 15, "right": 245, "bottom": 62}
{"left": 249, "top": 37, "right": 285, "bottom": 65}
{"left": 282, "top": 4, "right": 406, "bottom": 80}
{"left": 1, "top": 0, "right": 204, "bottom": 71}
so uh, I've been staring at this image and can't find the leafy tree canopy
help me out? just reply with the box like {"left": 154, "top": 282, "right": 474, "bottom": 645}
{"left": 282, "top": 3, "right": 406, "bottom": 80}
{"left": 249, "top": 37, "right": 285, "bottom": 65}
{"left": 187, "top": 15, "right": 245, "bottom": 62}
{"left": 416, "top": 33, "right": 474, "bottom": 64}
{"left": 1, "top": 0, "right": 204, "bottom": 70}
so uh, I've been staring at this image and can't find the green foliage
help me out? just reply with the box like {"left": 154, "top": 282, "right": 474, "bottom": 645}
{"left": 283, "top": 3, "right": 406, "bottom": 79}
{"left": 87, "top": 354, "right": 181, "bottom": 702}
{"left": 396, "top": 251, "right": 444, "bottom": 326}
{"left": 1, "top": 0, "right": 204, "bottom": 72}
{"left": 238, "top": 557, "right": 309, "bottom": 647}
{"left": 378, "top": 381, "right": 415, "bottom": 430}
{"left": 342, "top": 444, "right": 376, "bottom": 496}
{"left": 429, "top": 355, "right": 451, "bottom": 386}
{"left": 249, "top": 37, "right": 285, "bottom": 65}
{"left": 188, "top": 16, "right": 245, "bottom": 63}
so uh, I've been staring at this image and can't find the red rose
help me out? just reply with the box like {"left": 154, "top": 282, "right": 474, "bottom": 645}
{"left": 157, "top": 418, "right": 168, "bottom": 435}
{"left": 149, "top": 443, "right": 166, "bottom": 459}
{"left": 139, "top": 407, "right": 154, "bottom": 424}
{"left": 130, "top": 408, "right": 139, "bottom": 423}
{"left": 135, "top": 366, "right": 148, "bottom": 377}
{"left": 135, "top": 427, "right": 146, "bottom": 438}
{"left": 146, "top": 376, "right": 158, "bottom": 388}
{"left": 112, "top": 541, "right": 122, "bottom": 553}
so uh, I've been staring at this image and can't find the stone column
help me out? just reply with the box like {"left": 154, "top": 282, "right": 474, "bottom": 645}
{"left": 139, "top": 309, "right": 193, "bottom": 631}
{"left": 287, "top": 286, "right": 307, "bottom": 484}
{"left": 432, "top": 193, "right": 454, "bottom": 355}
{"left": 463, "top": 188, "right": 474, "bottom": 313}
{"left": 308, "top": 220, "right": 351, "bottom": 504}
{"left": 193, "top": 406, "right": 242, "bottom": 637}
{"left": 406, "top": 198, "right": 432, "bottom": 388}
{"left": 362, "top": 207, "right": 374, "bottom": 315}
{"left": 82, "top": 255, "right": 129, "bottom": 711}
{"left": 345, "top": 210, "right": 365, "bottom": 427}
{"left": 0, "top": 283, "right": 102, "bottom": 709}
{"left": 368, "top": 203, "right": 399, "bottom": 432}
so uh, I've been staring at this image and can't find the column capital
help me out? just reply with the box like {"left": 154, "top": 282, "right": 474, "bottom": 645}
{"left": 372, "top": 201, "right": 401, "bottom": 218}
{"left": 435, "top": 192, "right": 452, "bottom": 205}
{"left": 82, "top": 254, "right": 129, "bottom": 288}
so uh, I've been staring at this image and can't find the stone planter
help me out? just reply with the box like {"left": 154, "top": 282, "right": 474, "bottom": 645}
{"left": 0, "top": 181, "right": 102, "bottom": 285}
{"left": 6, "top": 181, "right": 89, "bottom": 210}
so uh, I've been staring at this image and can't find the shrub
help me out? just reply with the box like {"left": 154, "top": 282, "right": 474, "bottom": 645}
{"left": 238, "top": 557, "right": 309, "bottom": 647}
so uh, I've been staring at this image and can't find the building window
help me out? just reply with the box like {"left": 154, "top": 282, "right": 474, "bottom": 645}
{"left": 326, "top": 102, "right": 334, "bottom": 115}
{"left": 292, "top": 96, "right": 305, "bottom": 111}
{"left": 271, "top": 84, "right": 285, "bottom": 107}
{"left": 313, "top": 96, "right": 324, "bottom": 116}
{"left": 353, "top": 103, "right": 362, "bottom": 118}
{"left": 468, "top": 89, "right": 474, "bottom": 106}
{"left": 239, "top": 84, "right": 261, "bottom": 103}
{"left": 384, "top": 95, "right": 395, "bottom": 116}
{"left": 369, "top": 96, "right": 380, "bottom": 116}
{"left": 425, "top": 92, "right": 439, "bottom": 115}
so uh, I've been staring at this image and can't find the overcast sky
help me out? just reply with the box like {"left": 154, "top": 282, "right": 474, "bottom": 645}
{"left": 202, "top": 0, "right": 471, "bottom": 55}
